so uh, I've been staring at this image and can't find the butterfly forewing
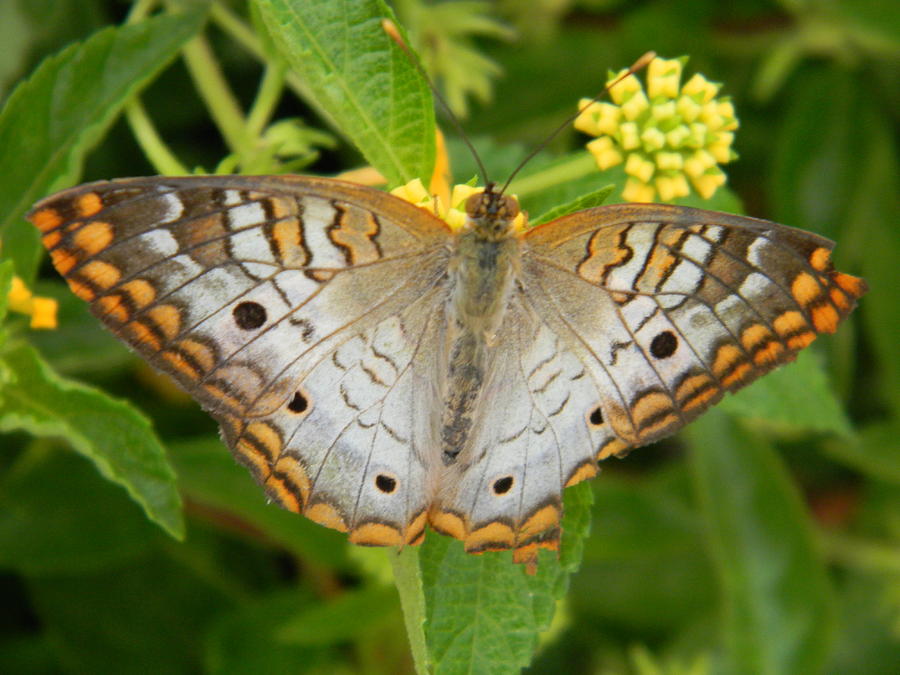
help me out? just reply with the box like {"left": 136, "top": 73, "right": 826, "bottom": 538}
{"left": 522, "top": 203, "right": 867, "bottom": 447}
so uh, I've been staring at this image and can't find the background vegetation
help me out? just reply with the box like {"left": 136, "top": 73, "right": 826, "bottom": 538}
{"left": 0, "top": 1, "right": 897, "bottom": 673}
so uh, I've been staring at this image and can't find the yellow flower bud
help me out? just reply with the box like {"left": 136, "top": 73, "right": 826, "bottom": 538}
{"left": 390, "top": 178, "right": 429, "bottom": 205}
{"left": 656, "top": 152, "right": 684, "bottom": 170}
{"left": 650, "top": 100, "right": 677, "bottom": 123}
{"left": 676, "top": 94, "right": 702, "bottom": 123}
{"left": 681, "top": 73, "right": 719, "bottom": 102}
{"left": 622, "top": 177, "right": 656, "bottom": 202}
{"left": 665, "top": 125, "right": 690, "bottom": 149}
{"left": 621, "top": 90, "right": 649, "bottom": 121}
{"left": 586, "top": 137, "right": 623, "bottom": 170}
{"left": 641, "top": 127, "right": 666, "bottom": 152}
{"left": 691, "top": 168, "right": 727, "bottom": 199}
{"left": 619, "top": 122, "right": 641, "bottom": 150}
{"left": 30, "top": 297, "right": 59, "bottom": 330}
{"left": 684, "top": 149, "right": 716, "bottom": 177}
{"left": 647, "top": 57, "right": 683, "bottom": 99}
{"left": 625, "top": 153, "right": 655, "bottom": 183}
{"left": 608, "top": 71, "right": 641, "bottom": 105}
{"left": 656, "top": 173, "right": 690, "bottom": 201}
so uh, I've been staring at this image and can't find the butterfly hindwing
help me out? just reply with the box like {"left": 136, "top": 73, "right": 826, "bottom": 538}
{"left": 430, "top": 296, "right": 619, "bottom": 563}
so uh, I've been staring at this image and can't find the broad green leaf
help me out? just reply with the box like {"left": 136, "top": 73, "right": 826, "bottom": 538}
{"left": 205, "top": 589, "right": 336, "bottom": 675}
{"left": 0, "top": 341, "right": 183, "bottom": 538}
{"left": 530, "top": 184, "right": 615, "bottom": 226}
{"left": 574, "top": 470, "right": 716, "bottom": 633}
{"left": 770, "top": 68, "right": 862, "bottom": 239}
{"left": 822, "top": 422, "right": 900, "bottom": 485}
{"left": 0, "top": 258, "right": 13, "bottom": 323}
{"left": 168, "top": 436, "right": 351, "bottom": 571}
{"left": 841, "top": 106, "right": 900, "bottom": 414}
{"left": 0, "top": 7, "right": 206, "bottom": 280}
{"left": 687, "top": 411, "right": 835, "bottom": 675}
{"left": 254, "top": 0, "right": 435, "bottom": 186}
{"left": 278, "top": 586, "right": 398, "bottom": 645}
{"left": 0, "top": 449, "right": 158, "bottom": 575}
{"left": 27, "top": 549, "right": 230, "bottom": 673}
{"left": 419, "top": 482, "right": 592, "bottom": 674}
{"left": 719, "top": 349, "right": 851, "bottom": 435}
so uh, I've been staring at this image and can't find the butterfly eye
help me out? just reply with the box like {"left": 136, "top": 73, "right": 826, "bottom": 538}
{"left": 492, "top": 476, "right": 514, "bottom": 495}
{"left": 650, "top": 330, "right": 678, "bottom": 359}
{"left": 287, "top": 391, "right": 309, "bottom": 413}
{"left": 375, "top": 474, "right": 397, "bottom": 494}
{"left": 588, "top": 406, "right": 604, "bottom": 426}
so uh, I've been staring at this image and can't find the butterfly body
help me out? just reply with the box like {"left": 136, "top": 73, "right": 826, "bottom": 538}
{"left": 29, "top": 175, "right": 866, "bottom": 564}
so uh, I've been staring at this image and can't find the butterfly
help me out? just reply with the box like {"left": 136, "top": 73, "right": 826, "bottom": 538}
{"left": 28, "top": 174, "right": 866, "bottom": 565}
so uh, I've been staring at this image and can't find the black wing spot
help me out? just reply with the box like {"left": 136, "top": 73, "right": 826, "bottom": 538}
{"left": 492, "top": 476, "right": 514, "bottom": 495}
{"left": 375, "top": 474, "right": 397, "bottom": 494}
{"left": 233, "top": 301, "right": 267, "bottom": 330}
{"left": 589, "top": 406, "right": 604, "bottom": 426}
{"left": 287, "top": 391, "right": 308, "bottom": 413}
{"left": 650, "top": 330, "right": 678, "bottom": 359}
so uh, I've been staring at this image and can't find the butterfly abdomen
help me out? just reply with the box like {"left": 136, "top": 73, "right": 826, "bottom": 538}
{"left": 440, "top": 222, "right": 521, "bottom": 463}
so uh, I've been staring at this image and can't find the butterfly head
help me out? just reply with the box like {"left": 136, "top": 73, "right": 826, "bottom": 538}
{"left": 464, "top": 184, "right": 522, "bottom": 241}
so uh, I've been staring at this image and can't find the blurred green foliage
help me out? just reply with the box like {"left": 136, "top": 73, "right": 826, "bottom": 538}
{"left": 0, "top": 1, "right": 897, "bottom": 673}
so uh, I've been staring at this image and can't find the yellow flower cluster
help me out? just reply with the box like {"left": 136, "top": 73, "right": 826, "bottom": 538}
{"left": 574, "top": 56, "right": 738, "bottom": 203}
{"left": 7, "top": 277, "right": 57, "bottom": 329}
{"left": 391, "top": 178, "right": 526, "bottom": 232}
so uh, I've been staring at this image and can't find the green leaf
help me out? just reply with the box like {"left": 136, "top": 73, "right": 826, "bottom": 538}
{"left": 26, "top": 549, "right": 230, "bottom": 673}
{"left": 0, "top": 341, "right": 183, "bottom": 538}
{"left": 254, "top": 0, "right": 435, "bottom": 186}
{"left": 0, "top": 7, "right": 206, "bottom": 280}
{"left": 718, "top": 349, "right": 851, "bottom": 435}
{"left": 822, "top": 421, "right": 900, "bottom": 485}
{"left": 278, "top": 586, "right": 398, "bottom": 645}
{"left": 0, "top": 258, "right": 13, "bottom": 324}
{"left": 574, "top": 470, "right": 716, "bottom": 633}
{"left": 419, "top": 482, "right": 592, "bottom": 674}
{"left": 530, "top": 184, "right": 615, "bottom": 226}
{"left": 687, "top": 411, "right": 835, "bottom": 675}
{"left": 205, "top": 589, "right": 335, "bottom": 675}
{"left": 0, "top": 449, "right": 158, "bottom": 575}
{"left": 770, "top": 68, "right": 862, "bottom": 239}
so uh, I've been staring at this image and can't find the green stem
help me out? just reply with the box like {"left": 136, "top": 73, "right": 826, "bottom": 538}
{"left": 389, "top": 547, "right": 430, "bottom": 675}
{"left": 821, "top": 530, "right": 900, "bottom": 574}
{"left": 180, "top": 34, "right": 250, "bottom": 156}
{"left": 246, "top": 62, "right": 286, "bottom": 140}
{"left": 123, "top": 0, "right": 188, "bottom": 174}
{"left": 126, "top": 0, "right": 157, "bottom": 22}
{"left": 125, "top": 100, "right": 190, "bottom": 175}
{"left": 507, "top": 153, "right": 597, "bottom": 198}
{"left": 208, "top": 3, "right": 317, "bottom": 113}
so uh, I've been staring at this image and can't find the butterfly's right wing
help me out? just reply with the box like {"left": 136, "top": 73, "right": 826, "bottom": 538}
{"left": 29, "top": 175, "right": 451, "bottom": 544}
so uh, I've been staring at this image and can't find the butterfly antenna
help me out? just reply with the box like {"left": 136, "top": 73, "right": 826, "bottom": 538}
{"left": 499, "top": 50, "right": 657, "bottom": 195}
{"left": 382, "top": 19, "right": 492, "bottom": 190}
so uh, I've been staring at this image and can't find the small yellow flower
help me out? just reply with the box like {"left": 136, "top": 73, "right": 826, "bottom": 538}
{"left": 391, "top": 179, "right": 526, "bottom": 232}
{"left": 7, "top": 277, "right": 58, "bottom": 329}
{"left": 576, "top": 55, "right": 739, "bottom": 203}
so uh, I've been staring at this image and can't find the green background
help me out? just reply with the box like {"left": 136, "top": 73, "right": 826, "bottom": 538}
{"left": 0, "top": 1, "right": 897, "bottom": 673}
